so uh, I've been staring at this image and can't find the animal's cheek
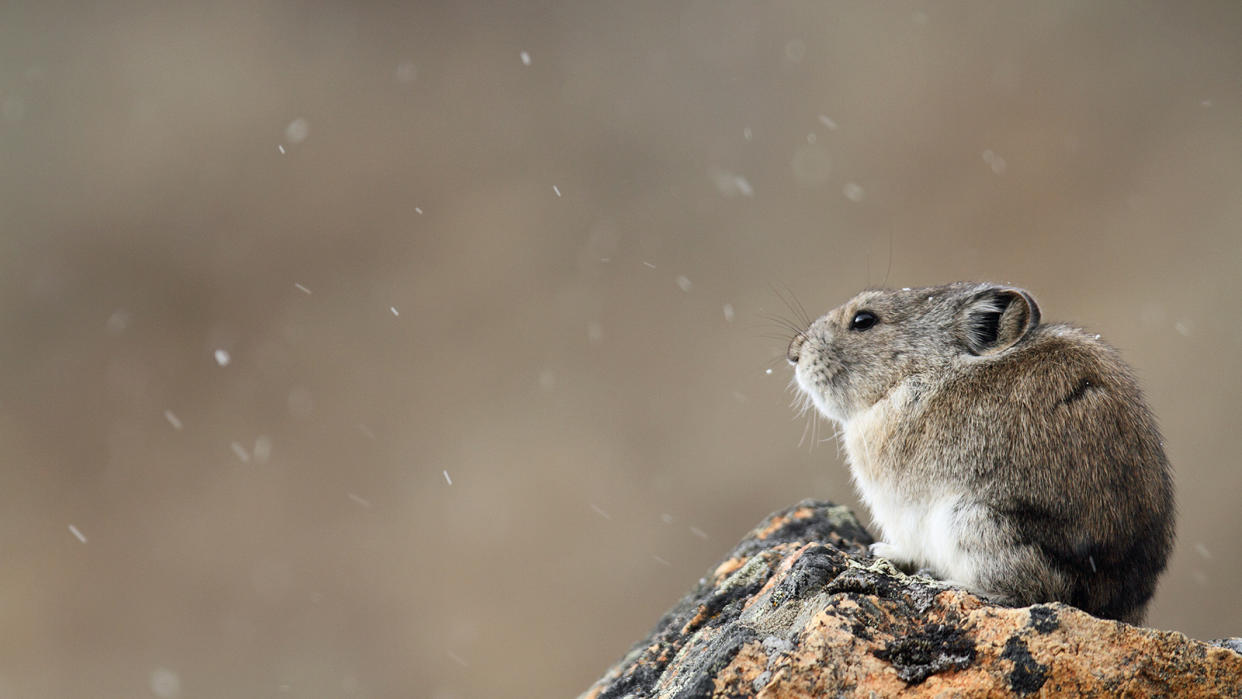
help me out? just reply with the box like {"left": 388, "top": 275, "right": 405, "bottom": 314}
{"left": 844, "top": 344, "right": 884, "bottom": 365}
{"left": 807, "top": 335, "right": 843, "bottom": 363}
{"left": 821, "top": 347, "right": 855, "bottom": 377}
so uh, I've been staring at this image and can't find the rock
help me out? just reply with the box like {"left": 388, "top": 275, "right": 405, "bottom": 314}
{"left": 582, "top": 500, "right": 1242, "bottom": 698}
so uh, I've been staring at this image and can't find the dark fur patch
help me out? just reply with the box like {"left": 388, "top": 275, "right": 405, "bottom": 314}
{"left": 1058, "top": 377, "right": 1098, "bottom": 406}
{"left": 997, "top": 496, "right": 1169, "bottom": 623}
{"left": 996, "top": 501, "right": 1072, "bottom": 530}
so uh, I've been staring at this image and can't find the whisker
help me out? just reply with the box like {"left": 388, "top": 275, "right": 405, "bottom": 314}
{"left": 756, "top": 311, "right": 807, "bottom": 336}
{"left": 767, "top": 355, "right": 792, "bottom": 369}
{"left": 790, "top": 291, "right": 814, "bottom": 330}
{"left": 787, "top": 385, "right": 809, "bottom": 413}
{"left": 770, "top": 283, "right": 813, "bottom": 327}
{"left": 881, "top": 229, "right": 894, "bottom": 289}
{"left": 758, "top": 332, "right": 799, "bottom": 342}
{"left": 781, "top": 283, "right": 814, "bottom": 328}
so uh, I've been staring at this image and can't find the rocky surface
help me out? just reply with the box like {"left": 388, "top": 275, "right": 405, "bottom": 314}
{"left": 583, "top": 500, "right": 1242, "bottom": 698}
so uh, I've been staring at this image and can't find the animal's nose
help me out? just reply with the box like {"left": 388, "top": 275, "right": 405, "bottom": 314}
{"left": 787, "top": 332, "right": 807, "bottom": 364}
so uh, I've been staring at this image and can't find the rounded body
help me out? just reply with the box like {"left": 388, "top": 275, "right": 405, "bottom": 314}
{"left": 788, "top": 283, "right": 1174, "bottom": 624}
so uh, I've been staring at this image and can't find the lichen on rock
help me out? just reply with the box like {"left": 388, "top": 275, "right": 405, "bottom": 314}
{"left": 583, "top": 499, "right": 1242, "bottom": 698}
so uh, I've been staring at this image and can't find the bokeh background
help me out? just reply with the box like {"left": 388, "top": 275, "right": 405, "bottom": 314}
{"left": 2, "top": 2, "right": 1241, "bottom": 696}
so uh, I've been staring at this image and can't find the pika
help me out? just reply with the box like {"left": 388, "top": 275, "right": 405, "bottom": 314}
{"left": 786, "top": 282, "right": 1174, "bottom": 624}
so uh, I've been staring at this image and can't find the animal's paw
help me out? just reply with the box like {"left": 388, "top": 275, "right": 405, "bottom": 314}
{"left": 915, "top": 569, "right": 968, "bottom": 590}
{"left": 911, "top": 569, "right": 975, "bottom": 594}
{"left": 868, "top": 542, "right": 915, "bottom": 570}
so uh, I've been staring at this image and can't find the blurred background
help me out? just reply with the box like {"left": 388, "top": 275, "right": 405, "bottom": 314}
{"left": 2, "top": 1, "right": 1241, "bottom": 696}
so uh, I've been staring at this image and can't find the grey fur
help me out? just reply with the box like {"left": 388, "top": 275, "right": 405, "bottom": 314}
{"left": 787, "top": 282, "right": 1174, "bottom": 624}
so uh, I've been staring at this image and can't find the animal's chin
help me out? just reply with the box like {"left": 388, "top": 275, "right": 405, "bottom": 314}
{"left": 795, "top": 365, "right": 848, "bottom": 424}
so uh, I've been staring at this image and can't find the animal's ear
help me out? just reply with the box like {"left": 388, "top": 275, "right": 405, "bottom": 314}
{"left": 961, "top": 286, "right": 1041, "bottom": 355}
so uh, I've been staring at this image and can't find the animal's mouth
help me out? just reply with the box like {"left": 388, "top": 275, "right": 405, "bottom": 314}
{"left": 792, "top": 361, "right": 818, "bottom": 394}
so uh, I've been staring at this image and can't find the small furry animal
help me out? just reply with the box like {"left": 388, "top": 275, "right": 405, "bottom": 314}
{"left": 786, "top": 282, "right": 1174, "bottom": 624}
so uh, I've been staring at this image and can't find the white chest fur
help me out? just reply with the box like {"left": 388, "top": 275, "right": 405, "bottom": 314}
{"left": 840, "top": 387, "right": 979, "bottom": 586}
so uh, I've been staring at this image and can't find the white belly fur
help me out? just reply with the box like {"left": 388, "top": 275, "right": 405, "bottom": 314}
{"left": 861, "top": 486, "right": 977, "bottom": 586}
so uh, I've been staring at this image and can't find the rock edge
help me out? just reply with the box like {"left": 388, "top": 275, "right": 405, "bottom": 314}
{"left": 582, "top": 500, "right": 1242, "bottom": 698}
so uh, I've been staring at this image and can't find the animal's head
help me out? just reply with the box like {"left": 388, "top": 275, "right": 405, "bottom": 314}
{"left": 787, "top": 282, "right": 1040, "bottom": 422}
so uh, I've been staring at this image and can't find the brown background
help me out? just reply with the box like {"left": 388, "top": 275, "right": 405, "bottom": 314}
{"left": 2, "top": 2, "right": 1241, "bottom": 697}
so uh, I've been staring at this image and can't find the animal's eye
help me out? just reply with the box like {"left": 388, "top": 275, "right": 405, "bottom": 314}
{"left": 850, "top": 310, "right": 878, "bottom": 331}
